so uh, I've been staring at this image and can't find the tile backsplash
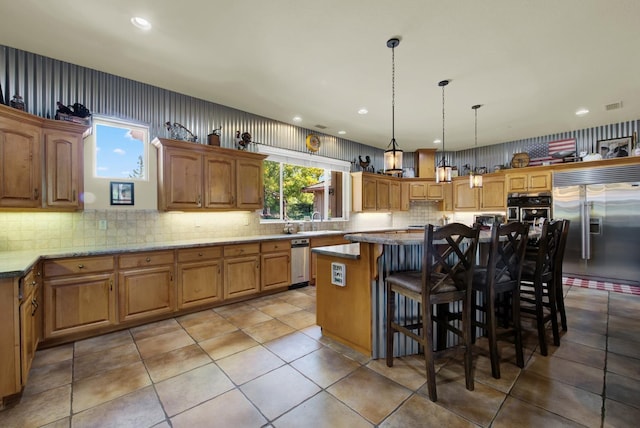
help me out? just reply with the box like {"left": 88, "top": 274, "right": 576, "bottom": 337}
{"left": 0, "top": 201, "right": 445, "bottom": 252}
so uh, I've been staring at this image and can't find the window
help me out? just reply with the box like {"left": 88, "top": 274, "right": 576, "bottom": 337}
{"left": 93, "top": 117, "right": 149, "bottom": 180}
{"left": 259, "top": 146, "right": 350, "bottom": 222}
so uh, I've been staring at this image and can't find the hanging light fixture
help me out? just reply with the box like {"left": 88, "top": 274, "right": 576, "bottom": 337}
{"left": 436, "top": 79, "right": 452, "bottom": 183}
{"left": 469, "top": 104, "right": 483, "bottom": 188}
{"left": 384, "top": 37, "right": 403, "bottom": 175}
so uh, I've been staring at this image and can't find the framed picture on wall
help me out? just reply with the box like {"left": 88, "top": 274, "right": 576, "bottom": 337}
{"left": 596, "top": 136, "right": 631, "bottom": 159}
{"left": 110, "top": 182, "right": 135, "bottom": 205}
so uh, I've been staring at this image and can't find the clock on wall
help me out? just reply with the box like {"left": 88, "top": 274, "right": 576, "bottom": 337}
{"left": 306, "top": 134, "right": 321, "bottom": 152}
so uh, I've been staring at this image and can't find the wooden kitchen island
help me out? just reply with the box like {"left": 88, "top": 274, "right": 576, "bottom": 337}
{"left": 315, "top": 229, "right": 493, "bottom": 359}
{"left": 314, "top": 231, "right": 425, "bottom": 358}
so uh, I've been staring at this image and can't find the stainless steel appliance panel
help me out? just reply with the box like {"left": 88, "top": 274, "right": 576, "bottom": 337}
{"left": 553, "top": 182, "right": 640, "bottom": 285}
{"left": 290, "top": 238, "right": 310, "bottom": 286}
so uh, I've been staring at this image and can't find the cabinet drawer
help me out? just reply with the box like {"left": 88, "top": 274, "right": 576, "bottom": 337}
{"left": 261, "top": 240, "right": 292, "bottom": 253}
{"left": 177, "top": 246, "right": 223, "bottom": 263}
{"left": 224, "top": 243, "right": 260, "bottom": 257}
{"left": 44, "top": 256, "right": 114, "bottom": 277}
{"left": 118, "top": 251, "right": 175, "bottom": 269}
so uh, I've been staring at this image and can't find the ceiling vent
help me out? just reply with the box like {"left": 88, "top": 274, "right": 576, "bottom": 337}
{"left": 314, "top": 124, "right": 328, "bottom": 129}
{"left": 605, "top": 101, "right": 623, "bottom": 111}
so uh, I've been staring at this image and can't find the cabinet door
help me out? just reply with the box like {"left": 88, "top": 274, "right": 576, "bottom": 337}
{"left": 163, "top": 148, "right": 203, "bottom": 210}
{"left": 261, "top": 252, "right": 291, "bottom": 290}
{"left": 389, "top": 180, "right": 401, "bottom": 211}
{"left": 44, "top": 129, "right": 83, "bottom": 209}
{"left": 177, "top": 259, "right": 223, "bottom": 309}
{"left": 0, "top": 118, "right": 41, "bottom": 208}
{"left": 204, "top": 154, "right": 235, "bottom": 209}
{"left": 505, "top": 173, "right": 527, "bottom": 193}
{"left": 453, "top": 180, "right": 480, "bottom": 211}
{"left": 19, "top": 295, "right": 34, "bottom": 386}
{"left": 362, "top": 176, "right": 377, "bottom": 211}
{"left": 118, "top": 266, "right": 175, "bottom": 323}
{"left": 400, "top": 182, "right": 410, "bottom": 211}
{"left": 409, "top": 182, "right": 428, "bottom": 200}
{"left": 44, "top": 273, "right": 116, "bottom": 339}
{"left": 224, "top": 255, "right": 260, "bottom": 299}
{"left": 376, "top": 179, "right": 390, "bottom": 210}
{"left": 236, "top": 158, "right": 263, "bottom": 209}
{"left": 480, "top": 177, "right": 506, "bottom": 210}
{"left": 427, "top": 183, "right": 444, "bottom": 200}
{"left": 528, "top": 170, "right": 551, "bottom": 191}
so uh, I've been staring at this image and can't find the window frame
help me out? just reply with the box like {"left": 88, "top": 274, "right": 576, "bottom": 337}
{"left": 92, "top": 116, "right": 150, "bottom": 181}
{"left": 258, "top": 145, "right": 351, "bottom": 223}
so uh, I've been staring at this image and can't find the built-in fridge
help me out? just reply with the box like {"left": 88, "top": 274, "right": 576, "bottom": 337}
{"left": 553, "top": 164, "right": 640, "bottom": 286}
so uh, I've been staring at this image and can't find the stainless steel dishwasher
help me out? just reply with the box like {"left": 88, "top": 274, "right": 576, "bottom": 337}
{"left": 290, "top": 238, "right": 310, "bottom": 288}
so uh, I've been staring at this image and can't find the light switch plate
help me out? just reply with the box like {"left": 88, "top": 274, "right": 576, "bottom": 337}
{"left": 331, "top": 262, "right": 346, "bottom": 287}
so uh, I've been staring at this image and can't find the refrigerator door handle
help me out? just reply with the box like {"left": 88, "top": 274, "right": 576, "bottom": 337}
{"left": 581, "top": 201, "right": 591, "bottom": 260}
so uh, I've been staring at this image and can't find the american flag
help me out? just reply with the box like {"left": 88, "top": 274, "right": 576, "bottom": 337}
{"left": 528, "top": 138, "right": 576, "bottom": 166}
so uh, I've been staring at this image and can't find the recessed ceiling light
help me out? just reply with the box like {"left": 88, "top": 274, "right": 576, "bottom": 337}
{"left": 292, "top": 116, "right": 302, "bottom": 122}
{"left": 433, "top": 139, "right": 442, "bottom": 144}
{"left": 131, "top": 17, "right": 152, "bottom": 30}
{"left": 575, "top": 108, "right": 589, "bottom": 116}
{"left": 358, "top": 108, "right": 368, "bottom": 115}
{"left": 338, "top": 131, "right": 346, "bottom": 135}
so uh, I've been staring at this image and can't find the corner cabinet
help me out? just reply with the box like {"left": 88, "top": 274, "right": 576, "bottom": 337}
{"left": 153, "top": 138, "right": 266, "bottom": 211}
{"left": 0, "top": 104, "right": 88, "bottom": 211}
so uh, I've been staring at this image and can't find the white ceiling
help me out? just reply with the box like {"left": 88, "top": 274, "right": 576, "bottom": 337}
{"left": 2, "top": 0, "right": 640, "bottom": 152}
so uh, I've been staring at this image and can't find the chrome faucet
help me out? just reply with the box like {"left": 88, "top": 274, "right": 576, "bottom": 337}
{"left": 311, "top": 211, "right": 322, "bottom": 231}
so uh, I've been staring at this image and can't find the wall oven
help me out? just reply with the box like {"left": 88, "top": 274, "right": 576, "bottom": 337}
{"left": 506, "top": 193, "right": 552, "bottom": 225}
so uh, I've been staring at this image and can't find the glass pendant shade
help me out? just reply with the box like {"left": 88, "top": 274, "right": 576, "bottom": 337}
{"left": 384, "top": 140, "right": 403, "bottom": 173}
{"left": 436, "top": 162, "right": 451, "bottom": 183}
{"left": 469, "top": 172, "right": 483, "bottom": 188}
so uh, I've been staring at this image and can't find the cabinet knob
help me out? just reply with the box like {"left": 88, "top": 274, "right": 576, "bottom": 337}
{"left": 198, "top": 252, "right": 203, "bottom": 257}
{"left": 77, "top": 264, "right": 85, "bottom": 269}
{"left": 34, "top": 188, "right": 39, "bottom": 199}
{"left": 146, "top": 257, "right": 151, "bottom": 262}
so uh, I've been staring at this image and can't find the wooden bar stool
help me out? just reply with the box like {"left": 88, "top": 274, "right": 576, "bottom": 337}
{"left": 471, "top": 221, "right": 529, "bottom": 379}
{"left": 385, "top": 223, "right": 480, "bottom": 402}
{"left": 519, "top": 219, "right": 563, "bottom": 356}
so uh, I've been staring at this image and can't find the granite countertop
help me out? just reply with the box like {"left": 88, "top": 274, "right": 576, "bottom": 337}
{"left": 311, "top": 243, "right": 360, "bottom": 260}
{"left": 345, "top": 230, "right": 494, "bottom": 245}
{"left": 0, "top": 227, "right": 404, "bottom": 278}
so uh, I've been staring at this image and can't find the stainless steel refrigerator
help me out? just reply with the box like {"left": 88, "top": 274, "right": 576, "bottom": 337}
{"left": 553, "top": 164, "right": 640, "bottom": 286}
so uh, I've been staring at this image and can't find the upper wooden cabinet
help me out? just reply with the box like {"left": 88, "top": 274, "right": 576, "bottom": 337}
{"left": 505, "top": 170, "right": 551, "bottom": 193}
{"left": 0, "top": 104, "right": 88, "bottom": 211}
{"left": 414, "top": 148, "right": 437, "bottom": 178}
{"left": 153, "top": 138, "right": 266, "bottom": 211}
{"left": 351, "top": 172, "right": 407, "bottom": 212}
{"left": 453, "top": 177, "right": 480, "bottom": 211}
{"left": 480, "top": 174, "right": 506, "bottom": 210}
{"left": 408, "top": 180, "right": 444, "bottom": 201}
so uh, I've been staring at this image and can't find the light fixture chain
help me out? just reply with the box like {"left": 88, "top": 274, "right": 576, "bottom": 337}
{"left": 391, "top": 45, "right": 395, "bottom": 140}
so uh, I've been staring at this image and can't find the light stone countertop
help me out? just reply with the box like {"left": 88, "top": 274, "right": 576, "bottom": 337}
{"left": 0, "top": 228, "right": 402, "bottom": 278}
{"left": 311, "top": 243, "right": 360, "bottom": 260}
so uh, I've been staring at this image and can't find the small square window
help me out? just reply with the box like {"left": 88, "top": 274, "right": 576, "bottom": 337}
{"left": 94, "top": 117, "right": 149, "bottom": 180}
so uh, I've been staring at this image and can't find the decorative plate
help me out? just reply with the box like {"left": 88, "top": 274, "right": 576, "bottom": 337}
{"left": 306, "top": 134, "right": 321, "bottom": 152}
{"left": 511, "top": 152, "right": 530, "bottom": 168}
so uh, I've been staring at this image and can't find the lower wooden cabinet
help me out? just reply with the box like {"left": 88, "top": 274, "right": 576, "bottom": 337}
{"left": 43, "top": 255, "right": 117, "bottom": 339}
{"left": 224, "top": 243, "right": 261, "bottom": 299}
{"left": 261, "top": 240, "right": 291, "bottom": 291}
{"left": 177, "top": 246, "right": 223, "bottom": 309}
{"left": 118, "top": 251, "right": 175, "bottom": 323}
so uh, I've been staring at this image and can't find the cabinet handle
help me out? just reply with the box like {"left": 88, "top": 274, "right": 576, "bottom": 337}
{"left": 146, "top": 257, "right": 151, "bottom": 262}
{"left": 110, "top": 280, "right": 113, "bottom": 291}
{"left": 231, "top": 195, "right": 235, "bottom": 205}
{"left": 31, "top": 298, "right": 38, "bottom": 316}
{"left": 218, "top": 266, "right": 221, "bottom": 274}
{"left": 73, "top": 189, "right": 77, "bottom": 201}
{"left": 256, "top": 262, "right": 260, "bottom": 269}
{"left": 34, "top": 188, "right": 39, "bottom": 199}
{"left": 170, "top": 273, "right": 173, "bottom": 282}
{"left": 197, "top": 195, "right": 201, "bottom": 206}
{"left": 77, "top": 264, "right": 85, "bottom": 269}
{"left": 198, "top": 252, "right": 203, "bottom": 257}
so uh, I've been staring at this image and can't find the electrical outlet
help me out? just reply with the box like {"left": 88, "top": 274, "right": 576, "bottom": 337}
{"left": 98, "top": 220, "right": 107, "bottom": 230}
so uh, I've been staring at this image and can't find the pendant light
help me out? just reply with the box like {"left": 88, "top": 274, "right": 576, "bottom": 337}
{"left": 384, "top": 37, "right": 403, "bottom": 175}
{"left": 436, "top": 79, "right": 452, "bottom": 183}
{"left": 469, "top": 104, "right": 483, "bottom": 188}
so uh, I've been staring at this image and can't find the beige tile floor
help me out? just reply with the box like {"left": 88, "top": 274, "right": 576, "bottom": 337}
{"left": 1, "top": 284, "right": 639, "bottom": 427}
